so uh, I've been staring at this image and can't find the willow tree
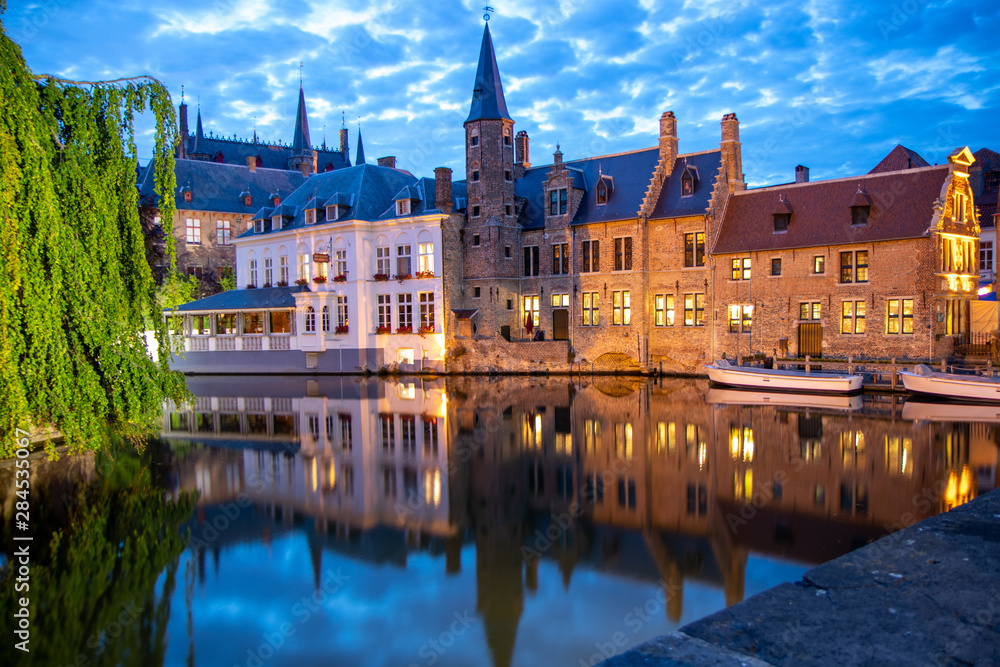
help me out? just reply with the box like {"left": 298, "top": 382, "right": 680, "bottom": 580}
{"left": 0, "top": 8, "right": 186, "bottom": 457}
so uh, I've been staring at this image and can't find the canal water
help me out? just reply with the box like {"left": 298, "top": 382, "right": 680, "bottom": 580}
{"left": 2, "top": 375, "right": 997, "bottom": 667}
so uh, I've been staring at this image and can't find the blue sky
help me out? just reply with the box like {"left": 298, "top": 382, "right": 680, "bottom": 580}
{"left": 5, "top": 0, "right": 999, "bottom": 186}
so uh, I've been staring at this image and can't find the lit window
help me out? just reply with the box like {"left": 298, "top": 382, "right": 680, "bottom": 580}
{"left": 841, "top": 251, "right": 868, "bottom": 283}
{"left": 550, "top": 293, "right": 569, "bottom": 307}
{"left": 418, "top": 243, "right": 434, "bottom": 274}
{"left": 799, "top": 302, "right": 821, "bottom": 320}
{"left": 612, "top": 291, "right": 631, "bottom": 326}
{"left": 727, "top": 304, "right": 753, "bottom": 332}
{"left": 582, "top": 292, "right": 599, "bottom": 326}
{"left": 731, "top": 257, "right": 751, "bottom": 280}
{"left": 684, "top": 233, "right": 705, "bottom": 268}
{"left": 654, "top": 294, "right": 675, "bottom": 326}
{"left": 396, "top": 200, "right": 410, "bottom": 216}
{"left": 335, "top": 249, "right": 347, "bottom": 277}
{"left": 841, "top": 300, "right": 866, "bottom": 334}
{"left": 684, "top": 293, "right": 705, "bottom": 326}
{"left": 552, "top": 243, "right": 569, "bottom": 275}
{"left": 305, "top": 306, "right": 316, "bottom": 333}
{"left": 337, "top": 295, "right": 348, "bottom": 328}
{"left": 523, "top": 295, "right": 539, "bottom": 327}
{"left": 278, "top": 255, "right": 288, "bottom": 284}
{"left": 886, "top": 298, "right": 913, "bottom": 334}
{"left": 419, "top": 292, "right": 435, "bottom": 331}
{"left": 813, "top": 256, "right": 825, "bottom": 274}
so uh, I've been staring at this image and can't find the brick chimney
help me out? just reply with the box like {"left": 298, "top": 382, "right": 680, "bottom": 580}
{"left": 246, "top": 155, "right": 257, "bottom": 173}
{"left": 377, "top": 156, "right": 396, "bottom": 169}
{"left": 515, "top": 130, "right": 530, "bottom": 178}
{"left": 795, "top": 165, "right": 809, "bottom": 183}
{"left": 434, "top": 167, "right": 453, "bottom": 213}
{"left": 720, "top": 112, "right": 745, "bottom": 192}
{"left": 659, "top": 111, "right": 678, "bottom": 170}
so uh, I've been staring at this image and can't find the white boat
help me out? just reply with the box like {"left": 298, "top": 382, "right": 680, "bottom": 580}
{"left": 898, "top": 364, "right": 1000, "bottom": 403}
{"left": 901, "top": 398, "right": 1000, "bottom": 422}
{"left": 707, "top": 388, "right": 863, "bottom": 411}
{"left": 704, "top": 359, "right": 863, "bottom": 394}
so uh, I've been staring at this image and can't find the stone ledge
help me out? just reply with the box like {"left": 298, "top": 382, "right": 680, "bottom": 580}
{"left": 597, "top": 632, "right": 774, "bottom": 667}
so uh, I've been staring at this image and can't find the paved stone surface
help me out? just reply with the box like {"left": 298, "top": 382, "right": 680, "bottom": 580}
{"left": 597, "top": 632, "right": 773, "bottom": 667}
{"left": 602, "top": 488, "right": 1000, "bottom": 667}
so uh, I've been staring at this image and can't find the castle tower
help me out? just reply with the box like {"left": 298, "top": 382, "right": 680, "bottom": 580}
{"left": 288, "top": 84, "right": 317, "bottom": 176}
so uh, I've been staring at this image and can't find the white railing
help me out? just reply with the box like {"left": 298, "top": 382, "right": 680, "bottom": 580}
{"left": 217, "top": 337, "right": 236, "bottom": 351}
{"left": 244, "top": 337, "right": 263, "bottom": 351}
{"left": 270, "top": 336, "right": 291, "bottom": 350}
{"left": 189, "top": 337, "right": 210, "bottom": 351}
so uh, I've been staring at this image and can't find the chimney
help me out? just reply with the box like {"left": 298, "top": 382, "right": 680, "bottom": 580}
{"left": 720, "top": 112, "right": 745, "bottom": 192}
{"left": 659, "top": 111, "right": 678, "bottom": 170}
{"left": 515, "top": 130, "right": 530, "bottom": 168}
{"left": 553, "top": 144, "right": 563, "bottom": 166}
{"left": 434, "top": 167, "right": 453, "bottom": 214}
{"left": 246, "top": 155, "right": 257, "bottom": 173}
{"left": 298, "top": 161, "right": 310, "bottom": 178}
{"left": 377, "top": 156, "right": 396, "bottom": 169}
{"left": 340, "top": 128, "right": 349, "bottom": 155}
{"left": 795, "top": 165, "right": 809, "bottom": 183}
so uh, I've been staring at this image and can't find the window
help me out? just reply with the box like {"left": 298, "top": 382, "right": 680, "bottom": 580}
{"left": 840, "top": 251, "right": 868, "bottom": 283}
{"left": 335, "top": 249, "right": 347, "bottom": 277}
{"left": 851, "top": 205, "right": 870, "bottom": 226}
{"left": 418, "top": 242, "right": 434, "bottom": 274}
{"left": 473, "top": 287, "right": 481, "bottom": 298}
{"left": 279, "top": 255, "right": 289, "bottom": 284}
{"left": 322, "top": 305, "right": 330, "bottom": 332}
{"left": 263, "top": 256, "right": 273, "bottom": 285}
{"left": 506, "top": 299, "right": 513, "bottom": 310}
{"left": 813, "top": 256, "right": 825, "bottom": 274}
{"left": 841, "top": 300, "right": 866, "bottom": 334}
{"left": 941, "top": 237, "right": 974, "bottom": 273}
{"left": 396, "top": 244, "right": 411, "bottom": 276}
{"left": 731, "top": 257, "right": 751, "bottom": 280}
{"left": 614, "top": 237, "right": 632, "bottom": 271}
{"left": 954, "top": 192, "right": 967, "bottom": 222}
{"left": 377, "top": 295, "right": 391, "bottom": 330}
{"left": 249, "top": 258, "right": 258, "bottom": 286}
{"left": 299, "top": 253, "right": 310, "bottom": 280}
{"left": 380, "top": 414, "right": 395, "bottom": 451}
{"left": 396, "top": 200, "right": 410, "bottom": 216}
{"left": 397, "top": 293, "right": 412, "bottom": 329}
{"left": 305, "top": 306, "right": 316, "bottom": 333}
{"left": 597, "top": 183, "right": 608, "bottom": 204}
{"left": 305, "top": 209, "right": 316, "bottom": 225}
{"left": 401, "top": 416, "right": 416, "bottom": 456}
{"left": 216, "top": 219, "right": 231, "bottom": 245}
{"left": 684, "top": 293, "right": 705, "bottom": 326}
{"left": 886, "top": 298, "right": 914, "bottom": 334}
{"left": 946, "top": 298, "right": 964, "bottom": 335}
{"left": 186, "top": 266, "right": 203, "bottom": 279}
{"left": 771, "top": 258, "right": 781, "bottom": 276}
{"left": 472, "top": 234, "right": 480, "bottom": 247}
{"left": 551, "top": 293, "right": 569, "bottom": 307}
{"left": 419, "top": 292, "right": 434, "bottom": 331}
{"left": 472, "top": 170, "right": 479, "bottom": 182}
{"left": 612, "top": 291, "right": 631, "bottom": 325}
{"left": 243, "top": 312, "right": 264, "bottom": 334}
{"left": 582, "top": 293, "right": 599, "bottom": 326}
{"left": 315, "top": 256, "right": 327, "bottom": 279}
{"left": 684, "top": 233, "right": 705, "bottom": 267}
{"left": 503, "top": 131, "right": 511, "bottom": 146}
{"left": 185, "top": 218, "right": 201, "bottom": 244}
{"left": 376, "top": 246, "right": 390, "bottom": 275}
{"left": 506, "top": 204, "right": 512, "bottom": 216}
{"left": 549, "top": 188, "right": 567, "bottom": 215}
{"left": 654, "top": 294, "right": 674, "bottom": 326}
{"left": 505, "top": 170, "right": 512, "bottom": 182}
{"left": 337, "top": 296, "right": 348, "bottom": 328}
{"left": 799, "top": 302, "right": 821, "bottom": 320}
{"left": 523, "top": 296, "right": 539, "bottom": 327}
{"left": 340, "top": 414, "right": 353, "bottom": 451}
{"left": 523, "top": 246, "right": 539, "bottom": 277}
{"left": 470, "top": 134, "right": 479, "bottom": 146}
{"left": 424, "top": 417, "right": 439, "bottom": 456}
{"left": 552, "top": 243, "right": 569, "bottom": 274}
{"left": 773, "top": 213, "right": 790, "bottom": 232}
{"left": 471, "top": 206, "right": 480, "bottom": 217}
{"left": 728, "top": 304, "right": 753, "bottom": 332}
{"left": 505, "top": 245, "right": 511, "bottom": 258}
{"left": 326, "top": 206, "right": 339, "bottom": 221}
{"left": 981, "top": 241, "right": 994, "bottom": 273}
{"left": 272, "top": 215, "right": 283, "bottom": 231}
{"left": 581, "top": 240, "right": 599, "bottom": 272}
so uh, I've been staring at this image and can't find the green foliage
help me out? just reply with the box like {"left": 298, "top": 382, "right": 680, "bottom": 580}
{"left": 0, "top": 22, "right": 186, "bottom": 457}
{"left": 218, "top": 265, "right": 236, "bottom": 292}
{"left": 0, "top": 442, "right": 194, "bottom": 666}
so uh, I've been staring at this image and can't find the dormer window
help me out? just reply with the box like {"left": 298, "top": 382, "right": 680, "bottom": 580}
{"left": 772, "top": 195, "right": 793, "bottom": 233}
{"left": 680, "top": 163, "right": 698, "bottom": 197}
{"left": 850, "top": 187, "right": 873, "bottom": 226}
{"left": 681, "top": 179, "right": 693, "bottom": 196}
{"left": 397, "top": 199, "right": 411, "bottom": 216}
{"left": 326, "top": 205, "right": 339, "bottom": 221}
{"left": 272, "top": 215, "right": 282, "bottom": 231}
{"left": 185, "top": 191, "right": 192, "bottom": 203}
{"left": 244, "top": 195, "right": 252, "bottom": 206}
{"left": 549, "top": 188, "right": 568, "bottom": 216}
{"left": 305, "top": 209, "right": 316, "bottom": 225}
{"left": 271, "top": 195, "right": 281, "bottom": 206}
{"left": 254, "top": 220, "right": 263, "bottom": 234}
{"left": 597, "top": 185, "right": 608, "bottom": 204}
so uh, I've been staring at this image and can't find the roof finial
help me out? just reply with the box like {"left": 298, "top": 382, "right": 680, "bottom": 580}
{"left": 181, "top": 84, "right": 185, "bottom": 104}
{"left": 299, "top": 61, "right": 303, "bottom": 87}
{"left": 342, "top": 110, "right": 346, "bottom": 129}
{"left": 483, "top": 5, "right": 494, "bottom": 21}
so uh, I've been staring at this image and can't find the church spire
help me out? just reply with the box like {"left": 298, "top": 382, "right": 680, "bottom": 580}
{"left": 466, "top": 23, "right": 512, "bottom": 123}
{"left": 291, "top": 83, "right": 311, "bottom": 151}
{"left": 356, "top": 126, "right": 366, "bottom": 165}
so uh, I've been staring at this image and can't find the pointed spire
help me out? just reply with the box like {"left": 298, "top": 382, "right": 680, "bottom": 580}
{"left": 196, "top": 105, "right": 204, "bottom": 140}
{"left": 466, "top": 23, "right": 512, "bottom": 123}
{"left": 292, "top": 84, "right": 311, "bottom": 151}
{"left": 356, "top": 125, "right": 366, "bottom": 165}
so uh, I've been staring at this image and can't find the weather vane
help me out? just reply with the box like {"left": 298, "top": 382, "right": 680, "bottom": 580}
{"left": 483, "top": 5, "right": 494, "bottom": 21}
{"left": 299, "top": 61, "right": 303, "bottom": 85}
{"left": 181, "top": 84, "right": 184, "bottom": 103}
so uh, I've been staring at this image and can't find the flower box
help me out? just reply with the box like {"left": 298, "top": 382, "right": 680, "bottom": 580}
{"left": 294, "top": 278, "right": 308, "bottom": 286}
{"left": 373, "top": 273, "right": 390, "bottom": 282}
{"left": 415, "top": 270, "right": 434, "bottom": 279}
{"left": 276, "top": 281, "right": 288, "bottom": 287}
{"left": 245, "top": 284, "right": 257, "bottom": 289}
{"left": 333, "top": 275, "right": 347, "bottom": 283}
{"left": 375, "top": 326, "right": 390, "bottom": 334}
{"left": 418, "top": 325, "right": 435, "bottom": 335}
{"left": 262, "top": 282, "right": 272, "bottom": 288}
{"left": 393, "top": 274, "right": 412, "bottom": 282}
{"left": 312, "top": 276, "right": 328, "bottom": 284}
{"left": 395, "top": 326, "right": 412, "bottom": 334}
{"left": 335, "top": 325, "right": 349, "bottom": 335}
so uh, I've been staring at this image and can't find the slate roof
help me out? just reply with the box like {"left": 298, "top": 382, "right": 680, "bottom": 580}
{"left": 649, "top": 151, "right": 722, "bottom": 219}
{"left": 868, "top": 144, "right": 930, "bottom": 174}
{"left": 466, "top": 23, "right": 512, "bottom": 123}
{"left": 138, "top": 159, "right": 307, "bottom": 215}
{"left": 237, "top": 165, "right": 467, "bottom": 237}
{"left": 179, "top": 135, "right": 351, "bottom": 172}
{"left": 974, "top": 147, "right": 1000, "bottom": 174}
{"left": 169, "top": 285, "right": 310, "bottom": 312}
{"left": 290, "top": 86, "right": 311, "bottom": 152}
{"left": 714, "top": 165, "right": 948, "bottom": 254}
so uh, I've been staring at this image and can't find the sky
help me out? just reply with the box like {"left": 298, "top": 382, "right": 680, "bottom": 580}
{"left": 4, "top": 0, "right": 999, "bottom": 187}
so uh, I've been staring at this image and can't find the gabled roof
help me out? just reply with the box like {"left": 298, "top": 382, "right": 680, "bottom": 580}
{"left": 466, "top": 23, "right": 512, "bottom": 123}
{"left": 648, "top": 150, "right": 722, "bottom": 220}
{"left": 137, "top": 159, "right": 307, "bottom": 215}
{"left": 974, "top": 148, "right": 1000, "bottom": 174}
{"left": 377, "top": 177, "right": 467, "bottom": 221}
{"left": 714, "top": 165, "right": 949, "bottom": 254}
{"left": 169, "top": 285, "right": 310, "bottom": 312}
{"left": 868, "top": 144, "right": 930, "bottom": 174}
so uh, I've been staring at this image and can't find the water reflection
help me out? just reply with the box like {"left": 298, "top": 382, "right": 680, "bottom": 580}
{"left": 155, "top": 376, "right": 999, "bottom": 667}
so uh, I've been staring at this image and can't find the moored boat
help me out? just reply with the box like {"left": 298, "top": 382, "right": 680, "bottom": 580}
{"left": 704, "top": 359, "right": 863, "bottom": 394}
{"left": 707, "top": 387, "right": 863, "bottom": 411}
{"left": 898, "top": 364, "right": 1000, "bottom": 403}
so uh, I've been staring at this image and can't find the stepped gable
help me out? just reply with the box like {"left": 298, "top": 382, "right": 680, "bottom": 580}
{"left": 137, "top": 159, "right": 306, "bottom": 215}
{"left": 714, "top": 165, "right": 949, "bottom": 254}
{"left": 648, "top": 151, "right": 723, "bottom": 219}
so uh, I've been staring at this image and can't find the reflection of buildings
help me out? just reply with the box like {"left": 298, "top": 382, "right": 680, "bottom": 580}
{"left": 160, "top": 377, "right": 1000, "bottom": 666}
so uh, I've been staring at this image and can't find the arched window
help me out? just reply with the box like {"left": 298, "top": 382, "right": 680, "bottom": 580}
{"left": 277, "top": 246, "right": 289, "bottom": 284}
{"left": 375, "top": 234, "right": 390, "bottom": 276}
{"left": 298, "top": 243, "right": 309, "bottom": 281}
{"left": 263, "top": 249, "right": 273, "bottom": 286}
{"left": 417, "top": 230, "right": 434, "bottom": 275}
{"left": 305, "top": 306, "right": 316, "bottom": 333}
{"left": 334, "top": 237, "right": 347, "bottom": 278}
{"left": 395, "top": 233, "right": 412, "bottom": 277}
{"left": 322, "top": 305, "right": 330, "bottom": 332}
{"left": 503, "top": 127, "right": 512, "bottom": 147}
{"left": 470, "top": 161, "right": 480, "bottom": 183}
{"left": 248, "top": 251, "right": 258, "bottom": 287}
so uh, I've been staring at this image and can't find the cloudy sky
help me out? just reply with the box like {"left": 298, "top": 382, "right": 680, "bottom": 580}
{"left": 5, "top": 0, "right": 999, "bottom": 186}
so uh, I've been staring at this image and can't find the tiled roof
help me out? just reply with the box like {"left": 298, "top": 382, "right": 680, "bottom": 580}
{"left": 974, "top": 148, "right": 1000, "bottom": 173}
{"left": 714, "top": 165, "right": 948, "bottom": 254}
{"left": 868, "top": 144, "right": 930, "bottom": 174}
{"left": 648, "top": 151, "right": 722, "bottom": 219}
{"left": 179, "top": 134, "right": 350, "bottom": 172}
{"left": 466, "top": 23, "right": 512, "bottom": 123}
{"left": 138, "top": 159, "right": 307, "bottom": 215}
{"left": 169, "top": 285, "right": 310, "bottom": 312}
